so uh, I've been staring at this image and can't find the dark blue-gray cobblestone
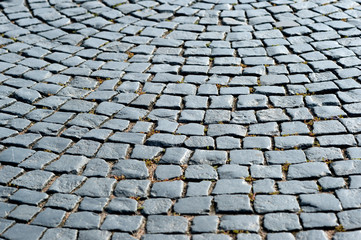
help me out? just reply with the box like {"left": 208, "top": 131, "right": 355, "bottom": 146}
{"left": 1, "top": 0, "right": 361, "bottom": 238}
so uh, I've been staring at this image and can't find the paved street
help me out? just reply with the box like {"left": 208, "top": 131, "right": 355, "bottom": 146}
{"left": 0, "top": 0, "right": 361, "bottom": 239}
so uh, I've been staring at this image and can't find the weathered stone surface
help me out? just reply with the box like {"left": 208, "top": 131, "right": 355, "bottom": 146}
{"left": 254, "top": 195, "right": 300, "bottom": 213}
{"left": 300, "top": 213, "right": 338, "bottom": 228}
{"left": 174, "top": 196, "right": 212, "bottom": 215}
{"left": 101, "top": 215, "right": 144, "bottom": 233}
{"left": 2, "top": 1, "right": 361, "bottom": 238}
{"left": 212, "top": 179, "right": 251, "bottom": 195}
{"left": 146, "top": 216, "right": 188, "bottom": 234}
{"left": 264, "top": 213, "right": 301, "bottom": 232}
{"left": 219, "top": 215, "right": 260, "bottom": 232}
{"left": 287, "top": 162, "right": 331, "bottom": 179}
{"left": 299, "top": 193, "right": 342, "bottom": 212}
{"left": 338, "top": 209, "right": 361, "bottom": 230}
{"left": 150, "top": 181, "right": 184, "bottom": 198}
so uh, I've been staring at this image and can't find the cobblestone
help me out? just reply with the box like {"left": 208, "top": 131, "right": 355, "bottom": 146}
{"left": 191, "top": 216, "right": 218, "bottom": 233}
{"left": 214, "top": 195, "right": 252, "bottom": 213}
{"left": 64, "top": 212, "right": 101, "bottom": 230}
{"left": 219, "top": 215, "right": 260, "bottom": 232}
{"left": 150, "top": 181, "right": 184, "bottom": 199}
{"left": 264, "top": 213, "right": 301, "bottom": 232}
{"left": 337, "top": 209, "right": 361, "bottom": 230}
{"left": 300, "top": 212, "right": 338, "bottom": 229}
{"left": 1, "top": 0, "right": 361, "bottom": 238}
{"left": 299, "top": 193, "right": 342, "bottom": 212}
{"left": 146, "top": 215, "right": 188, "bottom": 234}
{"left": 254, "top": 195, "right": 300, "bottom": 213}
{"left": 2, "top": 223, "right": 46, "bottom": 240}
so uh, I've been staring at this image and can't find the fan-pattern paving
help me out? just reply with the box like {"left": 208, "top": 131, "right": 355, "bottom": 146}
{"left": 1, "top": 0, "right": 361, "bottom": 239}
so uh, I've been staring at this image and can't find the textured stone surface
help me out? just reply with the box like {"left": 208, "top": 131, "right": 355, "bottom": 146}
{"left": 299, "top": 194, "right": 342, "bottom": 212}
{"left": 264, "top": 213, "right": 301, "bottom": 232}
{"left": 146, "top": 216, "right": 188, "bottom": 234}
{"left": 1, "top": 0, "right": 361, "bottom": 238}
{"left": 254, "top": 195, "right": 300, "bottom": 213}
{"left": 220, "top": 215, "right": 260, "bottom": 232}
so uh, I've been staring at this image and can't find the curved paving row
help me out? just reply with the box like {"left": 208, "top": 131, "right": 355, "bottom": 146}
{"left": 0, "top": 0, "right": 361, "bottom": 239}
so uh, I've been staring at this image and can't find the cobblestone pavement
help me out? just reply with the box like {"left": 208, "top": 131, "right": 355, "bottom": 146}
{"left": 0, "top": 0, "right": 361, "bottom": 239}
